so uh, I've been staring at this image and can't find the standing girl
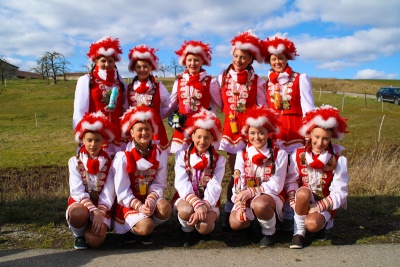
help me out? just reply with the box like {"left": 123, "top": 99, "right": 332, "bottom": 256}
{"left": 218, "top": 30, "right": 267, "bottom": 223}
{"left": 263, "top": 33, "right": 315, "bottom": 154}
{"left": 73, "top": 36, "right": 126, "bottom": 156}
{"left": 67, "top": 111, "right": 118, "bottom": 249}
{"left": 126, "top": 45, "right": 171, "bottom": 150}
{"left": 167, "top": 40, "right": 222, "bottom": 154}
{"left": 113, "top": 106, "right": 172, "bottom": 245}
{"left": 229, "top": 106, "right": 289, "bottom": 247}
{"left": 286, "top": 105, "right": 349, "bottom": 249}
{"left": 172, "top": 108, "right": 226, "bottom": 247}
{"left": 263, "top": 33, "right": 315, "bottom": 231}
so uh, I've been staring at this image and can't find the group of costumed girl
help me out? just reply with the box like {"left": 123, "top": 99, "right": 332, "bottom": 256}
{"left": 66, "top": 33, "right": 349, "bottom": 250}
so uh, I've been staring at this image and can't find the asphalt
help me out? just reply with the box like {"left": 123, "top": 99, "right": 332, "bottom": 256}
{"left": 0, "top": 244, "right": 399, "bottom": 267}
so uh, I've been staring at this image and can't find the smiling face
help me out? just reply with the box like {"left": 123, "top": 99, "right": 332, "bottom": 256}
{"left": 248, "top": 126, "right": 269, "bottom": 150}
{"left": 96, "top": 56, "right": 116, "bottom": 70}
{"left": 82, "top": 131, "right": 105, "bottom": 158}
{"left": 232, "top": 49, "right": 253, "bottom": 71}
{"left": 130, "top": 121, "right": 153, "bottom": 149}
{"left": 269, "top": 54, "right": 288, "bottom": 73}
{"left": 310, "top": 127, "right": 332, "bottom": 154}
{"left": 185, "top": 54, "right": 203, "bottom": 75}
{"left": 192, "top": 128, "right": 214, "bottom": 154}
{"left": 134, "top": 59, "right": 152, "bottom": 81}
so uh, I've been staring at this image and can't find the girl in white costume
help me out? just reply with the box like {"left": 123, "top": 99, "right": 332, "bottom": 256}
{"left": 126, "top": 45, "right": 171, "bottom": 151}
{"left": 263, "top": 34, "right": 315, "bottom": 231}
{"left": 113, "top": 106, "right": 172, "bottom": 245}
{"left": 172, "top": 108, "right": 226, "bottom": 247}
{"left": 166, "top": 40, "right": 222, "bottom": 154}
{"left": 229, "top": 106, "right": 290, "bottom": 248}
{"left": 217, "top": 31, "right": 267, "bottom": 222}
{"left": 72, "top": 36, "right": 127, "bottom": 156}
{"left": 66, "top": 111, "right": 118, "bottom": 249}
{"left": 286, "top": 105, "right": 349, "bottom": 249}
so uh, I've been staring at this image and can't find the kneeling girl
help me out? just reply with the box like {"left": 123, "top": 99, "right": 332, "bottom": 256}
{"left": 229, "top": 106, "right": 289, "bottom": 248}
{"left": 172, "top": 108, "right": 226, "bottom": 247}
{"left": 113, "top": 106, "right": 172, "bottom": 245}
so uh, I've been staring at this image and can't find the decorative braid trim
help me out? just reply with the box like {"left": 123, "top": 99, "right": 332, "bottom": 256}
{"left": 287, "top": 190, "right": 296, "bottom": 208}
{"left": 97, "top": 204, "right": 108, "bottom": 216}
{"left": 80, "top": 198, "right": 97, "bottom": 212}
{"left": 186, "top": 193, "right": 202, "bottom": 210}
{"left": 130, "top": 198, "right": 143, "bottom": 212}
{"left": 247, "top": 186, "right": 263, "bottom": 198}
{"left": 202, "top": 200, "right": 211, "bottom": 212}
{"left": 146, "top": 191, "right": 158, "bottom": 207}
{"left": 316, "top": 196, "right": 333, "bottom": 212}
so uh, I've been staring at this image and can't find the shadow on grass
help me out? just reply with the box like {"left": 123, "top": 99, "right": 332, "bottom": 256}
{"left": 0, "top": 195, "right": 399, "bottom": 249}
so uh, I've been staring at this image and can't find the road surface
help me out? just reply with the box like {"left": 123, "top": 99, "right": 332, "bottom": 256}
{"left": 0, "top": 243, "right": 399, "bottom": 267}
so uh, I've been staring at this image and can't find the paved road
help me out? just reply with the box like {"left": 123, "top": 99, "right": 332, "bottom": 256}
{"left": 318, "top": 90, "right": 377, "bottom": 99}
{"left": 0, "top": 244, "right": 399, "bottom": 267}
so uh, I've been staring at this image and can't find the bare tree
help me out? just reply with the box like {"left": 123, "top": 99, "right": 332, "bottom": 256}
{"left": 158, "top": 63, "right": 170, "bottom": 78}
{"left": 58, "top": 54, "right": 70, "bottom": 81}
{"left": 32, "top": 51, "right": 67, "bottom": 84}
{"left": 46, "top": 51, "right": 63, "bottom": 84}
{"left": 31, "top": 57, "right": 47, "bottom": 80}
{"left": 169, "top": 58, "right": 184, "bottom": 77}
{"left": 80, "top": 64, "right": 90, "bottom": 73}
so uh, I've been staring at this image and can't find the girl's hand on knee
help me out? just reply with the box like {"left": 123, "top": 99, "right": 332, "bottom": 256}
{"left": 143, "top": 199, "right": 155, "bottom": 216}
{"left": 236, "top": 190, "right": 250, "bottom": 202}
{"left": 187, "top": 213, "right": 198, "bottom": 226}
{"left": 194, "top": 205, "right": 207, "bottom": 222}
{"left": 91, "top": 211, "right": 103, "bottom": 235}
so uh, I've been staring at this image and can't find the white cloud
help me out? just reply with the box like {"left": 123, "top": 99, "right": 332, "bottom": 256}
{"left": 317, "top": 61, "right": 357, "bottom": 71}
{"left": 296, "top": 28, "right": 400, "bottom": 63}
{"left": 354, "top": 69, "right": 398, "bottom": 79}
{"left": 294, "top": 0, "right": 400, "bottom": 27}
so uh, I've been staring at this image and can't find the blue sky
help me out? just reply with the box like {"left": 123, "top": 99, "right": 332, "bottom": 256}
{"left": 1, "top": 0, "right": 399, "bottom": 80}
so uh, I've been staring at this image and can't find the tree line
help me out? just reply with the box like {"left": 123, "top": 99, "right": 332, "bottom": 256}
{"left": 34, "top": 51, "right": 185, "bottom": 84}
{"left": 1, "top": 51, "right": 185, "bottom": 86}
{"left": 31, "top": 51, "right": 70, "bottom": 85}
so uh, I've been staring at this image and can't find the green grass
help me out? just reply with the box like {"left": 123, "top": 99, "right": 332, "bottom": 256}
{"left": 1, "top": 78, "right": 400, "bottom": 168}
{"left": 0, "top": 79, "right": 76, "bottom": 168}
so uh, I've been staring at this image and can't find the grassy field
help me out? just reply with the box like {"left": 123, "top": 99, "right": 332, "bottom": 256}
{"left": 1, "top": 77, "right": 399, "bottom": 168}
{"left": 0, "top": 77, "right": 399, "bottom": 249}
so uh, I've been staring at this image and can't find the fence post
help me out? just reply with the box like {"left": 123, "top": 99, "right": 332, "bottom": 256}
{"left": 342, "top": 92, "right": 345, "bottom": 112}
{"left": 364, "top": 92, "right": 367, "bottom": 109}
{"left": 378, "top": 115, "right": 385, "bottom": 142}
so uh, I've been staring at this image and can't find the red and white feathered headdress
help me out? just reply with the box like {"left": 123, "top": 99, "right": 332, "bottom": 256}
{"left": 231, "top": 30, "right": 264, "bottom": 64}
{"left": 184, "top": 108, "right": 222, "bottom": 143}
{"left": 120, "top": 106, "right": 158, "bottom": 138}
{"left": 299, "top": 105, "right": 349, "bottom": 140}
{"left": 74, "top": 111, "right": 118, "bottom": 143}
{"left": 175, "top": 40, "right": 212, "bottom": 66}
{"left": 264, "top": 33, "right": 298, "bottom": 61}
{"left": 87, "top": 36, "right": 123, "bottom": 62}
{"left": 128, "top": 45, "right": 159, "bottom": 71}
{"left": 238, "top": 106, "right": 280, "bottom": 135}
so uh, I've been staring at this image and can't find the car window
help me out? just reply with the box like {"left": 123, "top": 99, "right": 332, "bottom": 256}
{"left": 393, "top": 88, "right": 400, "bottom": 95}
